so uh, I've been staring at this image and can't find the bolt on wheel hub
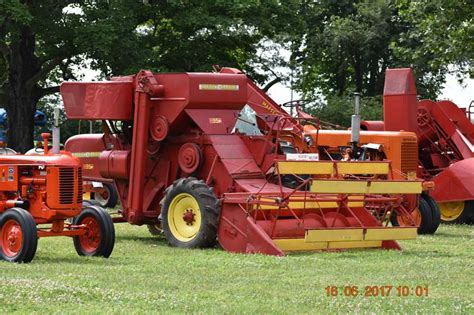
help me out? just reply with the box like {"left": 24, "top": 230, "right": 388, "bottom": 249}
{"left": 183, "top": 209, "right": 196, "bottom": 225}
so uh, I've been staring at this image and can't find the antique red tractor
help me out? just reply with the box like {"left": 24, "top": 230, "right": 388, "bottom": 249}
{"left": 0, "top": 134, "right": 115, "bottom": 263}
{"left": 61, "top": 69, "right": 425, "bottom": 256}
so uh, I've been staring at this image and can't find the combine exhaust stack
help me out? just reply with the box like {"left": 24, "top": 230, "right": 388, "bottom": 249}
{"left": 61, "top": 69, "right": 422, "bottom": 255}
{"left": 351, "top": 92, "right": 361, "bottom": 158}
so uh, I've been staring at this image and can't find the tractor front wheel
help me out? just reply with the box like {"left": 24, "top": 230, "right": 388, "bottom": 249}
{"left": 161, "top": 177, "right": 220, "bottom": 248}
{"left": 422, "top": 194, "right": 441, "bottom": 233}
{"left": 439, "top": 201, "right": 473, "bottom": 224}
{"left": 0, "top": 208, "right": 38, "bottom": 263}
{"left": 72, "top": 205, "right": 115, "bottom": 258}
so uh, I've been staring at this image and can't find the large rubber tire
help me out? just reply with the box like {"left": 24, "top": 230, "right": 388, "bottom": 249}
{"left": 391, "top": 198, "right": 433, "bottom": 234}
{"left": 91, "top": 183, "right": 119, "bottom": 208}
{"left": 161, "top": 177, "right": 220, "bottom": 248}
{"left": 421, "top": 194, "right": 441, "bottom": 234}
{"left": 439, "top": 201, "right": 473, "bottom": 224}
{"left": 72, "top": 205, "right": 115, "bottom": 258}
{"left": 147, "top": 224, "right": 162, "bottom": 236}
{"left": 0, "top": 208, "right": 38, "bottom": 263}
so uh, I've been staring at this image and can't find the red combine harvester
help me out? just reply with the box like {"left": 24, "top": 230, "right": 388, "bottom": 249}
{"left": 362, "top": 68, "right": 474, "bottom": 224}
{"left": 0, "top": 133, "right": 115, "bottom": 263}
{"left": 61, "top": 69, "right": 425, "bottom": 256}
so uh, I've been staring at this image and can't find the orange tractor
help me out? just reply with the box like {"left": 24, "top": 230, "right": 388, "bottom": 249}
{"left": 61, "top": 69, "right": 427, "bottom": 256}
{"left": 277, "top": 69, "right": 440, "bottom": 234}
{"left": 0, "top": 132, "right": 115, "bottom": 263}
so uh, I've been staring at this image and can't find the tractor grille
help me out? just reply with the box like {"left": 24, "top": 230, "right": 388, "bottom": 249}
{"left": 77, "top": 167, "right": 83, "bottom": 204}
{"left": 59, "top": 168, "right": 75, "bottom": 204}
{"left": 400, "top": 137, "right": 418, "bottom": 175}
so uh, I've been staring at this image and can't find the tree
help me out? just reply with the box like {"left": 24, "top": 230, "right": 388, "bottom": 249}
{"left": 294, "top": 1, "right": 400, "bottom": 99}
{"left": 83, "top": 1, "right": 302, "bottom": 85}
{"left": 305, "top": 95, "right": 383, "bottom": 128}
{"left": 393, "top": 0, "right": 473, "bottom": 80}
{"left": 293, "top": 0, "right": 472, "bottom": 104}
{"left": 0, "top": 1, "right": 299, "bottom": 151}
{"left": 0, "top": 1, "right": 150, "bottom": 152}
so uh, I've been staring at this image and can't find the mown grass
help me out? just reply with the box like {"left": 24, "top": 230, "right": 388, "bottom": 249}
{"left": 0, "top": 224, "right": 472, "bottom": 314}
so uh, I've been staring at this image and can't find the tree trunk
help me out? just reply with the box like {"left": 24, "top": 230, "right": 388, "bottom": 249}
{"left": 4, "top": 27, "right": 41, "bottom": 153}
{"left": 6, "top": 89, "right": 36, "bottom": 153}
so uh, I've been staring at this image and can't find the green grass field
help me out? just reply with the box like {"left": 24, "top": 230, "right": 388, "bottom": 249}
{"left": 0, "top": 224, "right": 472, "bottom": 314}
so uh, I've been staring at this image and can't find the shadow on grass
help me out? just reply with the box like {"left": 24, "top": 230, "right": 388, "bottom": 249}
{"left": 32, "top": 255, "right": 128, "bottom": 266}
{"left": 116, "top": 234, "right": 167, "bottom": 244}
{"left": 433, "top": 231, "right": 471, "bottom": 238}
{"left": 399, "top": 249, "right": 468, "bottom": 258}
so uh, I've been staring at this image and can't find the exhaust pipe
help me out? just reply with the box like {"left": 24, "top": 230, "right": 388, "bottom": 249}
{"left": 351, "top": 92, "right": 361, "bottom": 159}
{"left": 52, "top": 107, "right": 60, "bottom": 154}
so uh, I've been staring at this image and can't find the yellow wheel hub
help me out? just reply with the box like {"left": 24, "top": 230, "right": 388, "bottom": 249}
{"left": 168, "top": 193, "right": 202, "bottom": 242}
{"left": 439, "top": 201, "right": 465, "bottom": 221}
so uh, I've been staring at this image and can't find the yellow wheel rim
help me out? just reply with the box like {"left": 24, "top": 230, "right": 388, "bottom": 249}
{"left": 167, "top": 193, "right": 202, "bottom": 242}
{"left": 439, "top": 201, "right": 465, "bottom": 221}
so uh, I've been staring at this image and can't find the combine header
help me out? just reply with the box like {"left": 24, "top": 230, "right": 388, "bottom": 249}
{"left": 61, "top": 69, "right": 424, "bottom": 255}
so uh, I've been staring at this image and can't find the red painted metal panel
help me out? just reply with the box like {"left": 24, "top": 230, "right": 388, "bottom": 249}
{"left": 431, "top": 158, "right": 474, "bottom": 202}
{"left": 360, "top": 120, "right": 384, "bottom": 131}
{"left": 437, "top": 100, "right": 474, "bottom": 142}
{"left": 65, "top": 134, "right": 106, "bottom": 180}
{"left": 383, "top": 68, "right": 418, "bottom": 133}
{"left": 209, "top": 135, "right": 262, "bottom": 176}
{"left": 235, "top": 178, "right": 292, "bottom": 193}
{"left": 150, "top": 73, "right": 247, "bottom": 130}
{"left": 60, "top": 82, "right": 134, "bottom": 120}
{"left": 98, "top": 150, "right": 130, "bottom": 179}
{"left": 185, "top": 109, "right": 238, "bottom": 134}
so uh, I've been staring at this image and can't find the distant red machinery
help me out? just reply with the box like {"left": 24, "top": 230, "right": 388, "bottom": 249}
{"left": 64, "top": 136, "right": 119, "bottom": 208}
{"left": 362, "top": 68, "right": 474, "bottom": 224}
{"left": 0, "top": 134, "right": 115, "bottom": 263}
{"left": 61, "top": 69, "right": 425, "bottom": 256}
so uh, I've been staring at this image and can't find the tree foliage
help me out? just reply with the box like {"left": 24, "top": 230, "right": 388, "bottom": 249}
{"left": 294, "top": 0, "right": 473, "bottom": 103}
{"left": 392, "top": 0, "right": 473, "bottom": 79}
{"left": 304, "top": 95, "right": 383, "bottom": 128}
{"left": 295, "top": 1, "right": 396, "bottom": 98}
{"left": 77, "top": 1, "right": 301, "bottom": 84}
{"left": 291, "top": 0, "right": 472, "bottom": 125}
{"left": 0, "top": 1, "right": 89, "bottom": 152}
{"left": 0, "top": 0, "right": 299, "bottom": 151}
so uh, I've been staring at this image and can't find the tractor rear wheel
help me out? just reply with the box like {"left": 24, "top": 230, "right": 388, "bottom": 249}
{"left": 161, "top": 177, "right": 220, "bottom": 248}
{"left": 422, "top": 194, "right": 441, "bottom": 233}
{"left": 439, "top": 201, "right": 473, "bottom": 224}
{"left": 391, "top": 198, "right": 433, "bottom": 234}
{"left": 0, "top": 208, "right": 38, "bottom": 263}
{"left": 72, "top": 205, "right": 115, "bottom": 258}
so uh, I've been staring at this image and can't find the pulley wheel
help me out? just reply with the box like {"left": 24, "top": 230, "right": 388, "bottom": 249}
{"left": 417, "top": 108, "right": 431, "bottom": 127}
{"left": 150, "top": 115, "right": 169, "bottom": 141}
{"left": 178, "top": 143, "right": 203, "bottom": 174}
